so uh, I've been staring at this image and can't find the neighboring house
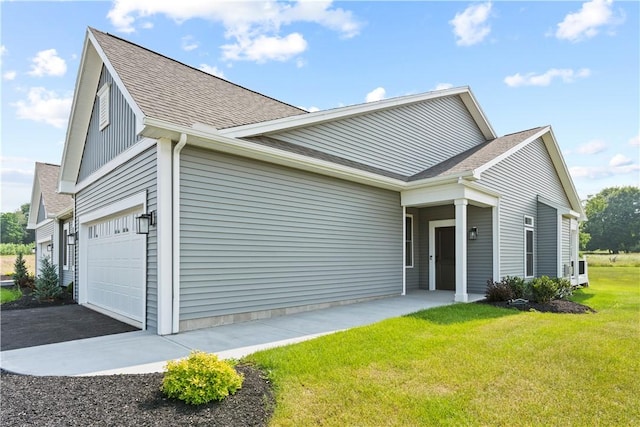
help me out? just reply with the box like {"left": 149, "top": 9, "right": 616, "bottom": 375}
{"left": 58, "top": 28, "right": 585, "bottom": 335}
{"left": 27, "top": 162, "right": 74, "bottom": 286}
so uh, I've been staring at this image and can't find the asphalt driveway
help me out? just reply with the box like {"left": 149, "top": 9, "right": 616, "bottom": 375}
{"left": 0, "top": 305, "right": 138, "bottom": 351}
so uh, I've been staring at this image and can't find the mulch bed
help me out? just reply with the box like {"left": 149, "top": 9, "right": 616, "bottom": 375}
{"left": 479, "top": 298, "right": 596, "bottom": 314}
{"left": 0, "top": 364, "right": 274, "bottom": 427}
{"left": 0, "top": 287, "right": 76, "bottom": 311}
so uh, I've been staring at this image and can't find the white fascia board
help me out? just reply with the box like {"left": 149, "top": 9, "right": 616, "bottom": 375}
{"left": 218, "top": 86, "right": 474, "bottom": 138}
{"left": 27, "top": 168, "right": 41, "bottom": 229}
{"left": 540, "top": 129, "right": 586, "bottom": 220}
{"left": 53, "top": 206, "right": 74, "bottom": 220}
{"left": 458, "top": 89, "right": 496, "bottom": 139}
{"left": 143, "top": 118, "right": 407, "bottom": 191}
{"left": 474, "top": 126, "right": 551, "bottom": 176}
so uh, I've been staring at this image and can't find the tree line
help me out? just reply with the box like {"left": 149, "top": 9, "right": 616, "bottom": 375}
{"left": 1, "top": 203, "right": 35, "bottom": 245}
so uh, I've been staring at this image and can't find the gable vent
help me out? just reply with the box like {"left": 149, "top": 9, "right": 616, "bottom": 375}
{"left": 97, "top": 83, "right": 110, "bottom": 130}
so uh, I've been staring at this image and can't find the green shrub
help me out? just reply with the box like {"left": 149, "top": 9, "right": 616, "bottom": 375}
{"left": 12, "top": 253, "right": 33, "bottom": 288}
{"left": 162, "top": 351, "right": 244, "bottom": 405}
{"left": 504, "top": 276, "right": 530, "bottom": 299}
{"left": 485, "top": 278, "right": 514, "bottom": 302}
{"left": 0, "top": 243, "right": 34, "bottom": 256}
{"left": 33, "top": 257, "right": 62, "bottom": 301}
{"left": 530, "top": 276, "right": 558, "bottom": 303}
{"left": 554, "top": 277, "right": 573, "bottom": 300}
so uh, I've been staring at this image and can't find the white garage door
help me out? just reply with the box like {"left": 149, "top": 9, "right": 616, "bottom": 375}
{"left": 86, "top": 209, "right": 145, "bottom": 324}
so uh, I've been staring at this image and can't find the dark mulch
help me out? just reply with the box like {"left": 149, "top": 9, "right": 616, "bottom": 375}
{"left": 0, "top": 287, "right": 76, "bottom": 311}
{"left": 479, "top": 298, "right": 596, "bottom": 314}
{"left": 0, "top": 364, "right": 273, "bottom": 427}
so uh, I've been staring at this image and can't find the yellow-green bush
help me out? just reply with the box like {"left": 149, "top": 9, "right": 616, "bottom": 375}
{"left": 162, "top": 351, "right": 243, "bottom": 405}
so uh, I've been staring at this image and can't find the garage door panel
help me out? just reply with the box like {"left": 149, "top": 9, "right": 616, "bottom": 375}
{"left": 86, "top": 210, "right": 145, "bottom": 323}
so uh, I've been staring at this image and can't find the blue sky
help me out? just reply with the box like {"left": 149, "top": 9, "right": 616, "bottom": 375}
{"left": 1, "top": 0, "right": 638, "bottom": 213}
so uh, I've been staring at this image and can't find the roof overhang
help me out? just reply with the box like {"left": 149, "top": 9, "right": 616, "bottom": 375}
{"left": 218, "top": 86, "right": 496, "bottom": 140}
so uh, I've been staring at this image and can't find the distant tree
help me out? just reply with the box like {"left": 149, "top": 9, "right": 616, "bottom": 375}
{"left": 583, "top": 186, "right": 640, "bottom": 253}
{"left": 1, "top": 212, "right": 24, "bottom": 244}
{"left": 19, "top": 203, "right": 35, "bottom": 244}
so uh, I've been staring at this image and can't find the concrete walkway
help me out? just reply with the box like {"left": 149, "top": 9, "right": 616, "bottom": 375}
{"left": 0, "top": 291, "right": 483, "bottom": 376}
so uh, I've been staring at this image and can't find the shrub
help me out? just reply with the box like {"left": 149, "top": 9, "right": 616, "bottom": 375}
{"left": 530, "top": 276, "right": 557, "bottom": 303}
{"left": 162, "top": 351, "right": 244, "bottom": 405}
{"left": 485, "top": 278, "right": 514, "bottom": 302}
{"left": 13, "top": 253, "right": 32, "bottom": 288}
{"left": 33, "top": 257, "right": 62, "bottom": 301}
{"left": 554, "top": 277, "right": 573, "bottom": 300}
{"left": 504, "top": 276, "right": 530, "bottom": 299}
{"left": 0, "top": 243, "right": 35, "bottom": 256}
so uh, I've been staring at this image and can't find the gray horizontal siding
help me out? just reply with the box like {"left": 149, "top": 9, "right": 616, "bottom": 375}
{"left": 562, "top": 218, "right": 571, "bottom": 269}
{"left": 78, "top": 65, "right": 137, "bottom": 182}
{"left": 405, "top": 208, "right": 420, "bottom": 291}
{"left": 75, "top": 147, "right": 157, "bottom": 331}
{"left": 179, "top": 147, "right": 402, "bottom": 322}
{"left": 37, "top": 195, "right": 46, "bottom": 223}
{"left": 537, "top": 202, "right": 557, "bottom": 277}
{"left": 479, "top": 137, "right": 571, "bottom": 278}
{"left": 272, "top": 95, "right": 486, "bottom": 177}
{"left": 467, "top": 205, "right": 493, "bottom": 293}
{"left": 36, "top": 221, "right": 54, "bottom": 242}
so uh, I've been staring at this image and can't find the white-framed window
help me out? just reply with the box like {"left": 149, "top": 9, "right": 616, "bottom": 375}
{"left": 405, "top": 214, "right": 414, "bottom": 268}
{"left": 63, "top": 222, "right": 70, "bottom": 271}
{"left": 524, "top": 215, "right": 534, "bottom": 278}
{"left": 97, "top": 83, "right": 110, "bottom": 130}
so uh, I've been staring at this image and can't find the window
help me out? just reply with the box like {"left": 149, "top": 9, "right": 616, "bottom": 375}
{"left": 405, "top": 215, "right": 413, "bottom": 268}
{"left": 97, "top": 83, "right": 110, "bottom": 130}
{"left": 524, "top": 216, "right": 534, "bottom": 278}
{"left": 63, "top": 223, "right": 70, "bottom": 270}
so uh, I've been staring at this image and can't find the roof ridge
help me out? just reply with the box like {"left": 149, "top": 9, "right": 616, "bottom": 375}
{"left": 499, "top": 126, "right": 547, "bottom": 138}
{"left": 88, "top": 27, "right": 306, "bottom": 115}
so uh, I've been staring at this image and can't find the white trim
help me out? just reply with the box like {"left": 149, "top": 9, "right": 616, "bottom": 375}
{"left": 428, "top": 219, "right": 455, "bottom": 291}
{"left": 524, "top": 227, "right": 535, "bottom": 279}
{"left": 72, "top": 138, "right": 156, "bottom": 193}
{"left": 156, "top": 138, "right": 173, "bottom": 335}
{"left": 492, "top": 204, "right": 500, "bottom": 281}
{"left": 219, "top": 86, "right": 496, "bottom": 140}
{"left": 405, "top": 213, "right": 414, "bottom": 269}
{"left": 557, "top": 213, "right": 564, "bottom": 278}
{"left": 77, "top": 191, "right": 147, "bottom": 331}
{"left": 172, "top": 133, "right": 188, "bottom": 334}
{"left": 62, "top": 222, "right": 70, "bottom": 271}
{"left": 97, "top": 82, "right": 110, "bottom": 130}
{"left": 402, "top": 207, "right": 406, "bottom": 296}
{"left": 454, "top": 199, "right": 468, "bottom": 302}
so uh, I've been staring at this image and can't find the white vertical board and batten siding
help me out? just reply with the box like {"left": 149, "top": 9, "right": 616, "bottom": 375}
{"left": 478, "top": 138, "right": 572, "bottom": 278}
{"left": 179, "top": 147, "right": 402, "bottom": 324}
{"left": 271, "top": 96, "right": 486, "bottom": 177}
{"left": 75, "top": 148, "right": 157, "bottom": 331}
{"left": 77, "top": 65, "right": 137, "bottom": 182}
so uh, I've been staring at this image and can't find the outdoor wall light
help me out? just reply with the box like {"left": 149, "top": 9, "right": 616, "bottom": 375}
{"left": 469, "top": 227, "right": 478, "bottom": 240}
{"left": 46, "top": 243, "right": 53, "bottom": 252}
{"left": 136, "top": 211, "right": 156, "bottom": 235}
{"left": 67, "top": 232, "right": 76, "bottom": 245}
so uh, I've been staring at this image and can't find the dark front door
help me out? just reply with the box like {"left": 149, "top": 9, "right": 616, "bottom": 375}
{"left": 436, "top": 226, "right": 455, "bottom": 290}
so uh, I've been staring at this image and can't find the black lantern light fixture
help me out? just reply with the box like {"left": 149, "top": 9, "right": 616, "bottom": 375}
{"left": 469, "top": 227, "right": 478, "bottom": 241}
{"left": 136, "top": 211, "right": 156, "bottom": 235}
{"left": 67, "top": 232, "right": 76, "bottom": 245}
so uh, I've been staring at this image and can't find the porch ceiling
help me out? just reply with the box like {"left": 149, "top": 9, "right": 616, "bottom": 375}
{"left": 401, "top": 181, "right": 499, "bottom": 208}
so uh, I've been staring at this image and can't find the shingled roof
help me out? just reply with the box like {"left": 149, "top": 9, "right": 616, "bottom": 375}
{"left": 90, "top": 28, "right": 306, "bottom": 130}
{"left": 35, "top": 163, "right": 73, "bottom": 216}
{"left": 409, "top": 127, "right": 547, "bottom": 181}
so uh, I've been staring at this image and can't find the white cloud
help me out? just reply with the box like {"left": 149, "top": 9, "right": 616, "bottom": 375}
{"left": 3, "top": 70, "right": 17, "bottom": 81}
{"left": 577, "top": 139, "right": 607, "bottom": 155}
{"left": 629, "top": 133, "right": 640, "bottom": 146}
{"left": 181, "top": 35, "right": 199, "bottom": 51}
{"left": 433, "top": 83, "right": 454, "bottom": 91}
{"left": 450, "top": 2, "right": 492, "bottom": 46}
{"left": 298, "top": 105, "right": 320, "bottom": 112}
{"left": 222, "top": 33, "right": 307, "bottom": 63}
{"left": 365, "top": 87, "right": 386, "bottom": 103}
{"left": 555, "top": 0, "right": 621, "bottom": 42}
{"left": 0, "top": 45, "right": 6, "bottom": 66}
{"left": 609, "top": 154, "right": 633, "bottom": 167}
{"left": 504, "top": 68, "right": 591, "bottom": 87}
{"left": 28, "top": 49, "right": 67, "bottom": 77}
{"left": 12, "top": 87, "right": 73, "bottom": 128}
{"left": 106, "top": 0, "right": 362, "bottom": 63}
{"left": 198, "top": 64, "right": 225, "bottom": 78}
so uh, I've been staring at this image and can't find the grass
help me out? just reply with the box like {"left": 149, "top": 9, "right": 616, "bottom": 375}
{"left": 0, "top": 254, "right": 35, "bottom": 277}
{"left": 583, "top": 251, "right": 640, "bottom": 267}
{"left": 0, "top": 286, "right": 23, "bottom": 304}
{"left": 248, "top": 267, "right": 640, "bottom": 426}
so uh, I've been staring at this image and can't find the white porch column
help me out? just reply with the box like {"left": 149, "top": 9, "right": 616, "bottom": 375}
{"left": 454, "top": 198, "right": 468, "bottom": 302}
{"left": 157, "top": 137, "right": 173, "bottom": 335}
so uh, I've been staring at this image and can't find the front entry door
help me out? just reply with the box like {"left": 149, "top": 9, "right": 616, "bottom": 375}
{"left": 435, "top": 226, "right": 455, "bottom": 290}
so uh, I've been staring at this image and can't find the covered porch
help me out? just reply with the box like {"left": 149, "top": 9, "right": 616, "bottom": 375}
{"left": 402, "top": 180, "right": 500, "bottom": 302}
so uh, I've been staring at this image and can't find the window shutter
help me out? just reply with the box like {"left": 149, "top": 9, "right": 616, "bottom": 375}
{"left": 97, "top": 83, "right": 110, "bottom": 130}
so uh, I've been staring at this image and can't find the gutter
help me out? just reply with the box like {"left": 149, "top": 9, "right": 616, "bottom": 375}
{"left": 172, "top": 133, "right": 188, "bottom": 333}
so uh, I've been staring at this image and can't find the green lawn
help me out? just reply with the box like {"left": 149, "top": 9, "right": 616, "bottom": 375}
{"left": 0, "top": 286, "right": 23, "bottom": 304}
{"left": 248, "top": 267, "right": 640, "bottom": 426}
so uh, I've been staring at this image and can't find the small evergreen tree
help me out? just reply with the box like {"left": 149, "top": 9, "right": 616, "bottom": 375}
{"left": 13, "top": 252, "right": 28, "bottom": 287}
{"left": 34, "top": 257, "right": 62, "bottom": 301}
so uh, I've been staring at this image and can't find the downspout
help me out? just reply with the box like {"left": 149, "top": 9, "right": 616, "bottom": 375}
{"left": 172, "top": 133, "right": 188, "bottom": 333}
